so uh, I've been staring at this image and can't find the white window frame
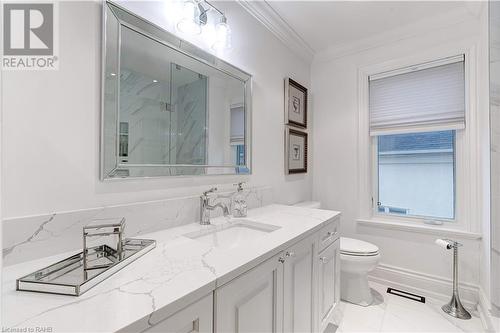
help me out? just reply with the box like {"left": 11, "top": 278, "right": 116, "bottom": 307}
{"left": 357, "top": 44, "right": 480, "bottom": 234}
{"left": 371, "top": 130, "right": 461, "bottom": 223}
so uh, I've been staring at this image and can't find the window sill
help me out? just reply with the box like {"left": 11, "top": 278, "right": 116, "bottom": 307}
{"left": 356, "top": 218, "right": 482, "bottom": 240}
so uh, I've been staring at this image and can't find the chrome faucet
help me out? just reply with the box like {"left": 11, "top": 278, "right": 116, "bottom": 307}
{"left": 200, "top": 187, "right": 230, "bottom": 225}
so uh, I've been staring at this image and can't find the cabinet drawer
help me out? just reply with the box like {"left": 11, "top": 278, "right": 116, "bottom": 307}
{"left": 318, "top": 218, "right": 339, "bottom": 252}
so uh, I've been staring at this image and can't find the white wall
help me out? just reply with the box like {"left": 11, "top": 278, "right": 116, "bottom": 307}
{"left": 311, "top": 6, "right": 489, "bottom": 292}
{"left": 489, "top": 0, "right": 500, "bottom": 312}
{"left": 1, "top": 1, "right": 312, "bottom": 219}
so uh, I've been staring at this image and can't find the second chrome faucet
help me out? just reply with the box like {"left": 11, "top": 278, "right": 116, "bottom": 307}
{"left": 200, "top": 187, "right": 230, "bottom": 225}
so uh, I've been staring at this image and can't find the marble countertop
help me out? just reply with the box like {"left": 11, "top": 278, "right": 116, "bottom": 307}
{"left": 2, "top": 204, "right": 340, "bottom": 333}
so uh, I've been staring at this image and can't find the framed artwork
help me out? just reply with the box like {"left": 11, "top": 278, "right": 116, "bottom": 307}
{"left": 285, "top": 127, "right": 308, "bottom": 174}
{"left": 285, "top": 77, "right": 308, "bottom": 128}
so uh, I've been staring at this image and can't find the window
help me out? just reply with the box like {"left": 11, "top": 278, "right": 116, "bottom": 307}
{"left": 230, "top": 106, "right": 245, "bottom": 168}
{"left": 236, "top": 144, "right": 245, "bottom": 165}
{"left": 369, "top": 55, "right": 465, "bottom": 222}
{"left": 376, "top": 130, "right": 455, "bottom": 219}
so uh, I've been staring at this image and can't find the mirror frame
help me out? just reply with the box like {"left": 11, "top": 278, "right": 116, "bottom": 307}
{"left": 100, "top": 1, "right": 252, "bottom": 180}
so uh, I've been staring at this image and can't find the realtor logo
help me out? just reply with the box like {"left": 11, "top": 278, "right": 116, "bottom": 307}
{"left": 2, "top": 2, "right": 58, "bottom": 70}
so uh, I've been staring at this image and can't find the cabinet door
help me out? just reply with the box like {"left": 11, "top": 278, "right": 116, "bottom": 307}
{"left": 215, "top": 252, "right": 284, "bottom": 333}
{"left": 317, "top": 239, "right": 340, "bottom": 332}
{"left": 143, "top": 293, "right": 213, "bottom": 333}
{"left": 283, "top": 235, "right": 316, "bottom": 333}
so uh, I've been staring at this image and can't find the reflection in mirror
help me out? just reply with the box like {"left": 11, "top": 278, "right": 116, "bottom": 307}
{"left": 101, "top": 2, "right": 251, "bottom": 179}
{"left": 119, "top": 26, "right": 209, "bottom": 167}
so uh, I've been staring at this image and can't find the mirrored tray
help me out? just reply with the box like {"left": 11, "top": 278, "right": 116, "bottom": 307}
{"left": 16, "top": 238, "right": 156, "bottom": 296}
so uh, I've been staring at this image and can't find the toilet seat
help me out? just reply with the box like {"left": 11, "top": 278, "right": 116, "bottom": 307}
{"left": 340, "top": 237, "right": 379, "bottom": 257}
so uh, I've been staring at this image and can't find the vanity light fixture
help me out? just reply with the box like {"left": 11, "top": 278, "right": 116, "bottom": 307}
{"left": 177, "top": 0, "right": 202, "bottom": 35}
{"left": 176, "top": 0, "right": 231, "bottom": 50}
{"left": 212, "top": 15, "right": 231, "bottom": 50}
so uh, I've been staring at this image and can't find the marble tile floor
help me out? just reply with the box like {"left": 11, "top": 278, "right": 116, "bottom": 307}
{"left": 329, "top": 282, "right": 486, "bottom": 333}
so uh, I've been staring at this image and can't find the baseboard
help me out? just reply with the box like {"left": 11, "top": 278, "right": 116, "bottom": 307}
{"left": 478, "top": 287, "right": 500, "bottom": 333}
{"left": 368, "top": 263, "right": 479, "bottom": 308}
{"left": 367, "top": 263, "right": 500, "bottom": 332}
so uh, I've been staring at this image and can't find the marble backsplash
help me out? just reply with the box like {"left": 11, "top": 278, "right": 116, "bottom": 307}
{"left": 2, "top": 187, "right": 273, "bottom": 266}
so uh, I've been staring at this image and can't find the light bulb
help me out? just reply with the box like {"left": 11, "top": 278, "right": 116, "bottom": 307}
{"left": 177, "top": 0, "right": 201, "bottom": 35}
{"left": 212, "top": 16, "right": 231, "bottom": 50}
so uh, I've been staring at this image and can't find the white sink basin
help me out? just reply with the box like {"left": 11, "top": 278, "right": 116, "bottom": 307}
{"left": 183, "top": 220, "right": 281, "bottom": 249}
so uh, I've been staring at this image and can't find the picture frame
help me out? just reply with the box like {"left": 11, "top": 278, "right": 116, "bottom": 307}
{"left": 285, "top": 127, "right": 308, "bottom": 174}
{"left": 285, "top": 77, "right": 308, "bottom": 128}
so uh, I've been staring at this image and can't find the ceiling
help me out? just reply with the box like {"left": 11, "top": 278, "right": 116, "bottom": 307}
{"left": 266, "top": 1, "right": 474, "bottom": 54}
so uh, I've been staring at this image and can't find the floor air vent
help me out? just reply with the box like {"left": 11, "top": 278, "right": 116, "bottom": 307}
{"left": 387, "top": 288, "right": 426, "bottom": 303}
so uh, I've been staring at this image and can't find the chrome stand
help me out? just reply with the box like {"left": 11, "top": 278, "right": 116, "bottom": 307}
{"left": 442, "top": 240, "right": 471, "bottom": 320}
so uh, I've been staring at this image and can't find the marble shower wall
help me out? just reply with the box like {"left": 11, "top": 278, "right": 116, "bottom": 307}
{"left": 490, "top": 0, "right": 500, "bottom": 311}
{"left": 174, "top": 78, "right": 208, "bottom": 166}
{"left": 2, "top": 187, "right": 273, "bottom": 266}
{"left": 119, "top": 68, "right": 172, "bottom": 164}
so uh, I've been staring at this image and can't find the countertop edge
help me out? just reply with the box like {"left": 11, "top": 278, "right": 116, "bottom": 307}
{"left": 117, "top": 282, "right": 216, "bottom": 333}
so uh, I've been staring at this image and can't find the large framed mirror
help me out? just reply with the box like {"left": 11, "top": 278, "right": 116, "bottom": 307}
{"left": 101, "top": 1, "right": 251, "bottom": 180}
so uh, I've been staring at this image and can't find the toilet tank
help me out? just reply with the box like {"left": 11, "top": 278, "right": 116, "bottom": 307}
{"left": 293, "top": 201, "right": 321, "bottom": 209}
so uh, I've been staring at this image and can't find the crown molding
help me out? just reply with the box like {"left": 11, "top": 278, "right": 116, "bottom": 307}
{"left": 236, "top": 0, "right": 315, "bottom": 64}
{"left": 314, "top": 4, "right": 484, "bottom": 64}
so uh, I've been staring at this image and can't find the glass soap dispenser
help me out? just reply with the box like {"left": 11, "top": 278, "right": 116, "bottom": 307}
{"left": 232, "top": 182, "right": 247, "bottom": 218}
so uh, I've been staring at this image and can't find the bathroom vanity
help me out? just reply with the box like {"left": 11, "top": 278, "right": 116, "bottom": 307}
{"left": 2, "top": 205, "right": 340, "bottom": 333}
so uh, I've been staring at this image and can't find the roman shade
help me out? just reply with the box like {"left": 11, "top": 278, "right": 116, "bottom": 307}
{"left": 230, "top": 106, "right": 245, "bottom": 145}
{"left": 369, "top": 55, "right": 465, "bottom": 136}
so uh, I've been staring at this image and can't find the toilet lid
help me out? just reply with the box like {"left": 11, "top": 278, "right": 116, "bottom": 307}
{"left": 340, "top": 237, "right": 379, "bottom": 256}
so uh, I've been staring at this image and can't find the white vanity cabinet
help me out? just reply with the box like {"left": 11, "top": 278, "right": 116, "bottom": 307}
{"left": 282, "top": 218, "right": 340, "bottom": 333}
{"left": 143, "top": 294, "right": 213, "bottom": 333}
{"left": 317, "top": 239, "right": 340, "bottom": 332}
{"left": 214, "top": 252, "right": 284, "bottom": 333}
{"left": 283, "top": 234, "right": 317, "bottom": 333}
{"left": 214, "top": 216, "right": 340, "bottom": 333}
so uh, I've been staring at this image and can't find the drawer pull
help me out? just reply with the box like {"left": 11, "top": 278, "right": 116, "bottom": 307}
{"left": 320, "top": 256, "right": 330, "bottom": 264}
{"left": 285, "top": 251, "right": 295, "bottom": 258}
{"left": 323, "top": 231, "right": 338, "bottom": 242}
{"left": 278, "top": 256, "right": 286, "bottom": 264}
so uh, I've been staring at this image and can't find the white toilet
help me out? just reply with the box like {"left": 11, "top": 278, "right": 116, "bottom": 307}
{"left": 340, "top": 237, "right": 380, "bottom": 306}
